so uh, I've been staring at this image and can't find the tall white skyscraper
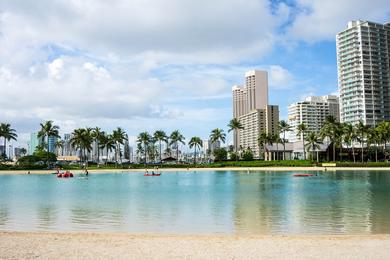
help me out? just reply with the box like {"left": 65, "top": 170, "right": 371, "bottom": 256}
{"left": 336, "top": 20, "right": 390, "bottom": 126}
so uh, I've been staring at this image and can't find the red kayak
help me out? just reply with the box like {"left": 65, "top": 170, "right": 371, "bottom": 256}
{"left": 144, "top": 173, "right": 161, "bottom": 176}
{"left": 57, "top": 172, "right": 74, "bottom": 178}
{"left": 293, "top": 173, "right": 313, "bottom": 177}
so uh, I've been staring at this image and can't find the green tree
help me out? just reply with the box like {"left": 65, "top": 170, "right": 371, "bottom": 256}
{"left": 355, "top": 121, "right": 369, "bottom": 162}
{"left": 213, "top": 148, "right": 227, "bottom": 161}
{"left": 279, "top": 120, "right": 292, "bottom": 160}
{"left": 137, "top": 132, "right": 151, "bottom": 164}
{"left": 258, "top": 132, "right": 268, "bottom": 160}
{"left": 92, "top": 127, "right": 104, "bottom": 164}
{"left": 153, "top": 130, "right": 168, "bottom": 163}
{"left": 227, "top": 118, "right": 244, "bottom": 153}
{"left": 342, "top": 123, "right": 357, "bottom": 162}
{"left": 296, "top": 123, "right": 308, "bottom": 160}
{"left": 320, "top": 115, "right": 340, "bottom": 162}
{"left": 242, "top": 148, "right": 254, "bottom": 161}
{"left": 189, "top": 137, "right": 203, "bottom": 165}
{"left": 112, "top": 127, "right": 128, "bottom": 165}
{"left": 99, "top": 133, "right": 116, "bottom": 164}
{"left": 376, "top": 121, "right": 390, "bottom": 160}
{"left": 55, "top": 140, "right": 64, "bottom": 156}
{"left": 210, "top": 128, "right": 226, "bottom": 145}
{"left": 38, "top": 120, "right": 60, "bottom": 166}
{"left": 170, "top": 130, "right": 185, "bottom": 163}
{"left": 0, "top": 123, "right": 18, "bottom": 159}
{"left": 70, "top": 128, "right": 93, "bottom": 166}
{"left": 367, "top": 127, "right": 380, "bottom": 162}
{"left": 305, "top": 132, "right": 322, "bottom": 162}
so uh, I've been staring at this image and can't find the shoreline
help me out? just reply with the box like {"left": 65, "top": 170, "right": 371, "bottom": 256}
{"left": 0, "top": 166, "right": 390, "bottom": 174}
{"left": 1, "top": 231, "right": 390, "bottom": 259}
{"left": 1, "top": 166, "right": 390, "bottom": 174}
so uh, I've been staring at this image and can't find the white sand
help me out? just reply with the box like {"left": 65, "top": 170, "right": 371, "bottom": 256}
{"left": 1, "top": 232, "right": 390, "bottom": 259}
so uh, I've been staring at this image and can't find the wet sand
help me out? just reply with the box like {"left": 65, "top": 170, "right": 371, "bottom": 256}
{"left": 1, "top": 232, "right": 389, "bottom": 259}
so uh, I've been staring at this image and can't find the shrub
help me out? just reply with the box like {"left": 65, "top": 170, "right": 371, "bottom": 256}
{"left": 213, "top": 148, "right": 227, "bottom": 162}
{"left": 242, "top": 149, "right": 254, "bottom": 161}
{"left": 229, "top": 152, "right": 239, "bottom": 161}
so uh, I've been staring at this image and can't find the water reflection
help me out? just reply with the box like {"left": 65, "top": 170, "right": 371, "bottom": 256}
{"left": 0, "top": 171, "right": 390, "bottom": 234}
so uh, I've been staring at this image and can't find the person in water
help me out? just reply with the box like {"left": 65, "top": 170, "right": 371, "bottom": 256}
{"left": 85, "top": 169, "right": 89, "bottom": 176}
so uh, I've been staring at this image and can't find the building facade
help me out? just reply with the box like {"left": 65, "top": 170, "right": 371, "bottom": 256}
{"left": 28, "top": 132, "right": 42, "bottom": 155}
{"left": 336, "top": 20, "right": 390, "bottom": 126}
{"left": 288, "top": 95, "right": 340, "bottom": 142}
{"left": 232, "top": 70, "right": 279, "bottom": 156}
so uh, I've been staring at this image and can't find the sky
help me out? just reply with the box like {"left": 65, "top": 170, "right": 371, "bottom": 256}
{"left": 0, "top": 0, "right": 390, "bottom": 149}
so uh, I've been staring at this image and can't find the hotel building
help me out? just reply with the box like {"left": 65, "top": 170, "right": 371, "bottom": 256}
{"left": 288, "top": 95, "right": 340, "bottom": 142}
{"left": 336, "top": 20, "right": 390, "bottom": 126}
{"left": 232, "top": 70, "right": 279, "bottom": 156}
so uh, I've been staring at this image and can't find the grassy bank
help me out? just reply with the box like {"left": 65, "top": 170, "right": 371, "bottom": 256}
{"left": 2, "top": 160, "right": 390, "bottom": 171}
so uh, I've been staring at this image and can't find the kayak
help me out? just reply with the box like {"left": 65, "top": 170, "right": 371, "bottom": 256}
{"left": 144, "top": 173, "right": 161, "bottom": 176}
{"left": 293, "top": 173, "right": 313, "bottom": 177}
{"left": 57, "top": 172, "right": 74, "bottom": 178}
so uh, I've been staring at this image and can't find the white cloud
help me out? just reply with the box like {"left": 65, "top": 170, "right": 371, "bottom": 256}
{"left": 268, "top": 65, "right": 294, "bottom": 89}
{"left": 287, "top": 0, "right": 390, "bottom": 42}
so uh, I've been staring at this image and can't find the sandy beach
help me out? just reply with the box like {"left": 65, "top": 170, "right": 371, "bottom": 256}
{"left": 1, "top": 166, "right": 390, "bottom": 175}
{"left": 0, "top": 232, "right": 389, "bottom": 259}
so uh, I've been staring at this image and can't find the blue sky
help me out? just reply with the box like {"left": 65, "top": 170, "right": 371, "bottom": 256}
{"left": 0, "top": 0, "right": 389, "bottom": 149}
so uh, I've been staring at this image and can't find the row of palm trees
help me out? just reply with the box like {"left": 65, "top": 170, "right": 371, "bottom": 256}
{"left": 136, "top": 128, "right": 228, "bottom": 164}
{"left": 255, "top": 116, "right": 390, "bottom": 162}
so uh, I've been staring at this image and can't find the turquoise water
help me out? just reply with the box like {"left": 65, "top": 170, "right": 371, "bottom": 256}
{"left": 1, "top": 170, "right": 390, "bottom": 234}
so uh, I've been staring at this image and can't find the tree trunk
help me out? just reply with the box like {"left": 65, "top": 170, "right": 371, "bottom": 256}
{"left": 194, "top": 146, "right": 197, "bottom": 165}
{"left": 332, "top": 142, "right": 336, "bottom": 162}
{"left": 3, "top": 138, "right": 7, "bottom": 158}
{"left": 176, "top": 142, "right": 179, "bottom": 164}
{"left": 361, "top": 140, "right": 364, "bottom": 163}
{"left": 302, "top": 133, "right": 306, "bottom": 160}
{"left": 283, "top": 131, "right": 286, "bottom": 160}
{"left": 159, "top": 140, "right": 162, "bottom": 163}
{"left": 352, "top": 145, "right": 356, "bottom": 163}
{"left": 47, "top": 135, "right": 50, "bottom": 167}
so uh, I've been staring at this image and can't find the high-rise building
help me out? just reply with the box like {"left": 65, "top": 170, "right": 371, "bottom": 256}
{"left": 336, "top": 20, "right": 390, "bottom": 126}
{"left": 232, "top": 70, "right": 279, "bottom": 156}
{"left": 28, "top": 132, "right": 42, "bottom": 155}
{"left": 48, "top": 136, "right": 57, "bottom": 153}
{"left": 288, "top": 95, "right": 340, "bottom": 142}
{"left": 238, "top": 105, "right": 279, "bottom": 155}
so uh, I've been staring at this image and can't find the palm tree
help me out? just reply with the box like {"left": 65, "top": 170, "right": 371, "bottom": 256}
{"left": 266, "top": 133, "right": 275, "bottom": 160}
{"left": 227, "top": 118, "right": 244, "bottom": 153}
{"left": 342, "top": 123, "right": 357, "bottom": 162}
{"left": 296, "top": 123, "right": 308, "bottom": 160}
{"left": 99, "top": 133, "right": 116, "bottom": 164}
{"left": 376, "top": 121, "right": 390, "bottom": 160}
{"left": 112, "top": 127, "right": 128, "bottom": 165}
{"left": 258, "top": 132, "right": 268, "bottom": 160}
{"left": 38, "top": 120, "right": 60, "bottom": 166}
{"left": 367, "top": 127, "right": 380, "bottom": 162}
{"left": 0, "top": 123, "right": 18, "bottom": 159}
{"left": 70, "top": 128, "right": 93, "bottom": 166}
{"left": 279, "top": 120, "right": 292, "bottom": 160}
{"left": 137, "top": 132, "right": 151, "bottom": 164}
{"left": 273, "top": 133, "right": 282, "bottom": 160}
{"left": 55, "top": 140, "right": 64, "bottom": 156}
{"left": 170, "top": 130, "right": 186, "bottom": 163}
{"left": 305, "top": 132, "right": 322, "bottom": 162}
{"left": 189, "top": 137, "right": 203, "bottom": 165}
{"left": 210, "top": 128, "right": 226, "bottom": 144}
{"left": 92, "top": 127, "right": 104, "bottom": 164}
{"left": 153, "top": 130, "right": 168, "bottom": 163}
{"left": 355, "top": 121, "right": 369, "bottom": 162}
{"left": 320, "top": 115, "right": 339, "bottom": 162}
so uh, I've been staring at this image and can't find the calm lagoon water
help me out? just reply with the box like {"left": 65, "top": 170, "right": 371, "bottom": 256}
{"left": 1, "top": 170, "right": 390, "bottom": 235}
